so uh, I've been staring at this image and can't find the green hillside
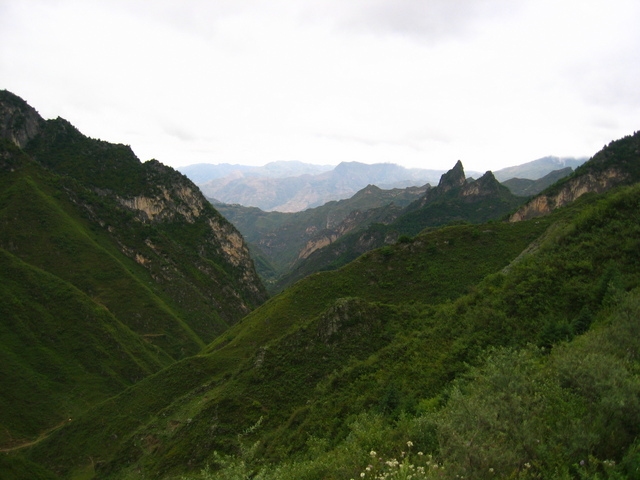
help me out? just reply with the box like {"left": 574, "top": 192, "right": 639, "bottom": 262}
{"left": 18, "top": 170, "right": 640, "bottom": 479}
{"left": 0, "top": 91, "right": 266, "bottom": 455}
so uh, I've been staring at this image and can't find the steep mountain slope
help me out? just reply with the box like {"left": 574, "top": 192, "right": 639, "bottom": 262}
{"left": 0, "top": 91, "right": 267, "bottom": 450}
{"left": 275, "top": 161, "right": 524, "bottom": 291}
{"left": 199, "top": 161, "right": 443, "bottom": 212}
{"left": 215, "top": 183, "right": 428, "bottom": 286}
{"left": 509, "top": 131, "right": 640, "bottom": 221}
{"left": 21, "top": 212, "right": 554, "bottom": 479}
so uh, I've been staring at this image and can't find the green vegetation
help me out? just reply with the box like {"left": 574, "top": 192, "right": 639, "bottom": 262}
{"left": 3, "top": 91, "right": 640, "bottom": 480}
{"left": 216, "top": 184, "right": 425, "bottom": 287}
{"left": 16, "top": 180, "right": 640, "bottom": 479}
{"left": 0, "top": 92, "right": 266, "bottom": 457}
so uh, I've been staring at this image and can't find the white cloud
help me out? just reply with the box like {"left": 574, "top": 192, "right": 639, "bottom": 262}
{"left": 1, "top": 0, "right": 639, "bottom": 172}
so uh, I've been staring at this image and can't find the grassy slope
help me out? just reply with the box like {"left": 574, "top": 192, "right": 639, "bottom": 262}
{"left": 0, "top": 154, "right": 206, "bottom": 357}
{"left": 0, "top": 248, "right": 170, "bottom": 445}
{"left": 0, "top": 152, "right": 197, "bottom": 446}
{"left": 22, "top": 210, "right": 552, "bottom": 478}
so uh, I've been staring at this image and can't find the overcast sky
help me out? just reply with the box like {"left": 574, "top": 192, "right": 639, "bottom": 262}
{"left": 1, "top": 0, "right": 639, "bottom": 172}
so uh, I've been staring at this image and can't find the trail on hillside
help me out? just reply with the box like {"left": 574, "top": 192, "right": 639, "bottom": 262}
{"left": 0, "top": 420, "right": 68, "bottom": 452}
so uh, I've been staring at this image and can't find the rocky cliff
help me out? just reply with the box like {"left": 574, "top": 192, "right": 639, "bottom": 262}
{"left": 0, "top": 90, "right": 44, "bottom": 148}
{"left": 0, "top": 90, "right": 267, "bottom": 337}
{"left": 509, "top": 167, "right": 627, "bottom": 221}
{"left": 509, "top": 132, "right": 640, "bottom": 222}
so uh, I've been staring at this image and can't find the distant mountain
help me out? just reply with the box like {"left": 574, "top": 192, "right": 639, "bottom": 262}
{"left": 0, "top": 90, "right": 267, "bottom": 449}
{"left": 502, "top": 167, "right": 574, "bottom": 196}
{"left": 493, "top": 155, "right": 587, "bottom": 181}
{"left": 178, "top": 160, "right": 333, "bottom": 184}
{"left": 188, "top": 157, "right": 587, "bottom": 213}
{"left": 275, "top": 161, "right": 525, "bottom": 291}
{"left": 198, "top": 161, "right": 444, "bottom": 211}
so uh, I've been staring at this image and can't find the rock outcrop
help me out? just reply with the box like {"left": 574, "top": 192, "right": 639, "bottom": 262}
{"left": 0, "top": 90, "right": 44, "bottom": 148}
{"left": 0, "top": 90, "right": 267, "bottom": 329}
{"left": 509, "top": 167, "right": 627, "bottom": 221}
{"left": 508, "top": 130, "right": 640, "bottom": 222}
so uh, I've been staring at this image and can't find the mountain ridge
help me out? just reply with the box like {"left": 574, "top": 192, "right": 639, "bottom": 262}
{"left": 3, "top": 89, "right": 639, "bottom": 480}
{"left": 274, "top": 161, "right": 524, "bottom": 291}
{"left": 0, "top": 90, "right": 267, "bottom": 450}
{"left": 509, "top": 132, "right": 640, "bottom": 221}
{"left": 181, "top": 156, "right": 586, "bottom": 213}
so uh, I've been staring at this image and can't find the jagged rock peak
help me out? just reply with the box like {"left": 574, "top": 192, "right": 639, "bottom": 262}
{"left": 474, "top": 170, "right": 500, "bottom": 188}
{"left": 0, "top": 90, "right": 44, "bottom": 148}
{"left": 461, "top": 170, "right": 502, "bottom": 197}
{"left": 437, "top": 160, "right": 466, "bottom": 192}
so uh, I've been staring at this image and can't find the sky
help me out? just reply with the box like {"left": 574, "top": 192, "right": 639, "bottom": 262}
{"left": 1, "top": 0, "right": 639, "bottom": 172}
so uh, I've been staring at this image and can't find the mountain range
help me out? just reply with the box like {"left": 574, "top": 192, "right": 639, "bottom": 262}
{"left": 1, "top": 89, "right": 639, "bottom": 480}
{"left": 217, "top": 160, "right": 533, "bottom": 293}
{"left": 180, "top": 156, "right": 586, "bottom": 212}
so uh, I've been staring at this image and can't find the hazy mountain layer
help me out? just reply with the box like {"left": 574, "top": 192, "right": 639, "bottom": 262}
{"left": 178, "top": 160, "right": 334, "bottom": 184}
{"left": 184, "top": 156, "right": 586, "bottom": 213}
{"left": 197, "top": 161, "right": 442, "bottom": 212}
{"left": 492, "top": 155, "right": 587, "bottom": 181}
{"left": 502, "top": 166, "right": 574, "bottom": 196}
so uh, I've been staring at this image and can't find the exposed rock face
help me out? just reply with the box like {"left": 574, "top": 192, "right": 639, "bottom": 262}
{"left": 0, "top": 90, "right": 44, "bottom": 148}
{"left": 437, "top": 160, "right": 467, "bottom": 193}
{"left": 509, "top": 167, "right": 627, "bottom": 222}
{"left": 315, "top": 297, "right": 381, "bottom": 345}
{"left": 296, "top": 207, "right": 402, "bottom": 261}
{"left": 1, "top": 90, "right": 267, "bottom": 328}
{"left": 115, "top": 162, "right": 265, "bottom": 301}
{"left": 509, "top": 131, "right": 640, "bottom": 221}
{"left": 118, "top": 184, "right": 205, "bottom": 223}
{"left": 409, "top": 161, "right": 506, "bottom": 211}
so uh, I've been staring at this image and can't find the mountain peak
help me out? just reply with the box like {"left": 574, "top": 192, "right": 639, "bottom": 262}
{"left": 0, "top": 90, "right": 44, "bottom": 148}
{"left": 437, "top": 160, "right": 466, "bottom": 192}
{"left": 460, "top": 170, "right": 504, "bottom": 198}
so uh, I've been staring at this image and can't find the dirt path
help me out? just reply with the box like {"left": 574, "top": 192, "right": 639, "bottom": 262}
{"left": 0, "top": 420, "right": 68, "bottom": 452}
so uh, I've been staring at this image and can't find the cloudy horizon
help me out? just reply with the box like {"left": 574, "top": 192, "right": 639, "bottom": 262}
{"left": 1, "top": 0, "right": 639, "bottom": 172}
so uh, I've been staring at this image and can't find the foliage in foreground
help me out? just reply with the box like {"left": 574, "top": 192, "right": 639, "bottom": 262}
{"left": 180, "top": 289, "right": 640, "bottom": 480}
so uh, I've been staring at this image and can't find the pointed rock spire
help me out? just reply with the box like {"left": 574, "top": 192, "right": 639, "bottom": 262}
{"left": 437, "top": 160, "right": 466, "bottom": 193}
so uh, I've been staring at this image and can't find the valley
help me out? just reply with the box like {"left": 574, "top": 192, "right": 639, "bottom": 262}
{"left": 1, "top": 90, "right": 639, "bottom": 480}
